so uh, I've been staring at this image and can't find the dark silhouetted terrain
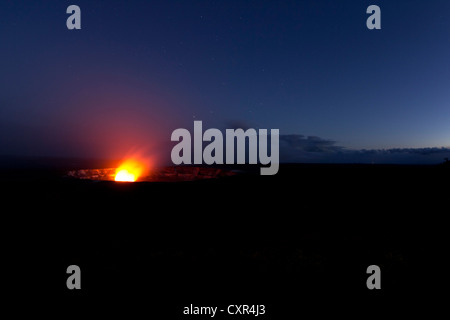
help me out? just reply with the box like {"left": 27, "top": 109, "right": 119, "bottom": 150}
{"left": 2, "top": 158, "right": 447, "bottom": 316}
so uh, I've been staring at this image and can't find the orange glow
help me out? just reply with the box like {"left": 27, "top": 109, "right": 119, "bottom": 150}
{"left": 114, "top": 159, "right": 147, "bottom": 182}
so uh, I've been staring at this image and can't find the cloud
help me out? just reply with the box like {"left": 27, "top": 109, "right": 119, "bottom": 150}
{"left": 280, "top": 135, "right": 343, "bottom": 153}
{"left": 279, "top": 134, "right": 450, "bottom": 164}
{"left": 279, "top": 134, "right": 344, "bottom": 162}
{"left": 344, "top": 147, "right": 450, "bottom": 164}
{"left": 222, "top": 121, "right": 450, "bottom": 164}
{"left": 226, "top": 120, "right": 254, "bottom": 131}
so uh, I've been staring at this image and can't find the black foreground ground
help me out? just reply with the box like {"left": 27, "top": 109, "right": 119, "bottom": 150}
{"left": 2, "top": 159, "right": 447, "bottom": 316}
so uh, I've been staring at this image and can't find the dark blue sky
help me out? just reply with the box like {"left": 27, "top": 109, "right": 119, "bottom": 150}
{"left": 1, "top": 0, "right": 450, "bottom": 162}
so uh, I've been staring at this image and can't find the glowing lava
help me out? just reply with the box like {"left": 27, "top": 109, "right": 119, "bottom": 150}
{"left": 115, "top": 169, "right": 136, "bottom": 182}
{"left": 114, "top": 159, "right": 146, "bottom": 182}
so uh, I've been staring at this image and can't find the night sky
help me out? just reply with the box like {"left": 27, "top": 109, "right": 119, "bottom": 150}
{"left": 1, "top": 0, "right": 450, "bottom": 163}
